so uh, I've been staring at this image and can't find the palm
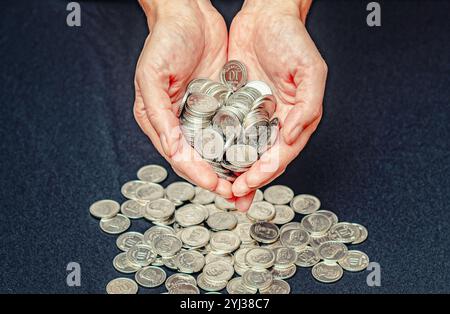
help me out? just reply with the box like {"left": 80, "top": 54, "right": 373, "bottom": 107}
{"left": 229, "top": 11, "right": 323, "bottom": 125}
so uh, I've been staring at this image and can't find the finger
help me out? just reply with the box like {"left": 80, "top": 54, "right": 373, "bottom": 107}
{"left": 235, "top": 191, "right": 256, "bottom": 212}
{"left": 243, "top": 122, "right": 318, "bottom": 190}
{"left": 215, "top": 179, "right": 233, "bottom": 199}
{"left": 282, "top": 59, "right": 327, "bottom": 145}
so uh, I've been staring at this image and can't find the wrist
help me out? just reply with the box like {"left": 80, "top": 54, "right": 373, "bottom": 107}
{"left": 243, "top": 0, "right": 312, "bottom": 21}
{"left": 138, "top": 0, "right": 200, "bottom": 26}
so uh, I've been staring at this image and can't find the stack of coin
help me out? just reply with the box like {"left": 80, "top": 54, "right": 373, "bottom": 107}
{"left": 178, "top": 61, "right": 279, "bottom": 181}
{"left": 90, "top": 164, "right": 370, "bottom": 294}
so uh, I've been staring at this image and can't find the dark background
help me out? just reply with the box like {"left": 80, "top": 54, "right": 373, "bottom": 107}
{"left": 0, "top": 0, "right": 449, "bottom": 293}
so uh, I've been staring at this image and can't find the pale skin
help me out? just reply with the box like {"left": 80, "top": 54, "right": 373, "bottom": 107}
{"left": 134, "top": 0, "right": 327, "bottom": 211}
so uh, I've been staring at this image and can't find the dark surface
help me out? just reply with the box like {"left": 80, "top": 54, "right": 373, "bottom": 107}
{"left": 0, "top": 0, "right": 449, "bottom": 293}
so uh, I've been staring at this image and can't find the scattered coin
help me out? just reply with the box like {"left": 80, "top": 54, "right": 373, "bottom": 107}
{"left": 312, "top": 262, "right": 344, "bottom": 283}
{"left": 271, "top": 205, "right": 295, "bottom": 225}
{"left": 137, "top": 164, "right": 168, "bottom": 183}
{"left": 106, "top": 278, "right": 138, "bottom": 294}
{"left": 113, "top": 252, "right": 141, "bottom": 273}
{"left": 291, "top": 194, "right": 321, "bottom": 214}
{"left": 338, "top": 250, "right": 369, "bottom": 272}
{"left": 99, "top": 214, "right": 130, "bottom": 234}
{"left": 116, "top": 232, "right": 144, "bottom": 251}
{"left": 263, "top": 185, "right": 294, "bottom": 205}
{"left": 295, "top": 246, "right": 321, "bottom": 268}
{"left": 120, "top": 200, "right": 145, "bottom": 219}
{"left": 135, "top": 266, "right": 166, "bottom": 288}
{"left": 247, "top": 201, "right": 276, "bottom": 221}
{"left": 260, "top": 279, "right": 290, "bottom": 294}
{"left": 91, "top": 163, "right": 370, "bottom": 294}
{"left": 90, "top": 199, "right": 120, "bottom": 219}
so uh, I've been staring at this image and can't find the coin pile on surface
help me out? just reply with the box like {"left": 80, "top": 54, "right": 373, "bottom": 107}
{"left": 178, "top": 60, "right": 279, "bottom": 181}
{"left": 90, "top": 164, "right": 370, "bottom": 294}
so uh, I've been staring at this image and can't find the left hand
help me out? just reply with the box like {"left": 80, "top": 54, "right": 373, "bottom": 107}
{"left": 228, "top": 0, "right": 328, "bottom": 210}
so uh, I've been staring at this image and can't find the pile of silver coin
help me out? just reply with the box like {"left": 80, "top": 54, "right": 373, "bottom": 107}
{"left": 90, "top": 164, "right": 370, "bottom": 294}
{"left": 178, "top": 60, "right": 279, "bottom": 181}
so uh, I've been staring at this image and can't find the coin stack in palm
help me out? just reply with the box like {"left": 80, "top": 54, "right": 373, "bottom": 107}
{"left": 90, "top": 164, "right": 370, "bottom": 294}
{"left": 178, "top": 61, "right": 279, "bottom": 181}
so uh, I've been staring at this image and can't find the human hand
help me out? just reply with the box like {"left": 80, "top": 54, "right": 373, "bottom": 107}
{"left": 134, "top": 0, "right": 232, "bottom": 198}
{"left": 228, "top": 0, "right": 328, "bottom": 210}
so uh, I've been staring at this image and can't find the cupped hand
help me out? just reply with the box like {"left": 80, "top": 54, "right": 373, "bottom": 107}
{"left": 228, "top": 0, "right": 328, "bottom": 210}
{"left": 134, "top": 0, "right": 232, "bottom": 198}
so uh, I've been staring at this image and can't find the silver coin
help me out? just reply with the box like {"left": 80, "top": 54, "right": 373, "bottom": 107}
{"left": 242, "top": 269, "right": 273, "bottom": 290}
{"left": 220, "top": 60, "right": 247, "bottom": 91}
{"left": 175, "top": 204, "right": 207, "bottom": 227}
{"left": 233, "top": 222, "right": 253, "bottom": 243}
{"left": 247, "top": 201, "right": 276, "bottom": 221}
{"left": 175, "top": 250, "right": 205, "bottom": 273}
{"left": 250, "top": 222, "right": 279, "bottom": 244}
{"left": 162, "top": 255, "right": 178, "bottom": 270}
{"left": 137, "top": 164, "right": 168, "bottom": 183}
{"left": 210, "top": 231, "right": 241, "bottom": 253}
{"left": 120, "top": 199, "right": 146, "bottom": 219}
{"left": 205, "top": 252, "right": 234, "bottom": 265}
{"left": 106, "top": 278, "right": 138, "bottom": 294}
{"left": 121, "top": 180, "right": 147, "bottom": 200}
{"left": 226, "top": 144, "right": 258, "bottom": 167}
{"left": 233, "top": 247, "right": 253, "bottom": 268}
{"left": 144, "top": 198, "right": 175, "bottom": 221}
{"left": 165, "top": 273, "right": 197, "bottom": 290}
{"left": 126, "top": 243, "right": 156, "bottom": 267}
{"left": 166, "top": 181, "right": 195, "bottom": 202}
{"left": 291, "top": 194, "right": 321, "bottom": 214}
{"left": 90, "top": 199, "right": 120, "bottom": 219}
{"left": 317, "top": 241, "right": 348, "bottom": 262}
{"left": 135, "top": 266, "right": 166, "bottom": 288}
{"left": 329, "top": 222, "right": 361, "bottom": 243}
{"left": 279, "top": 228, "right": 310, "bottom": 250}
{"left": 260, "top": 279, "right": 290, "bottom": 294}
{"left": 309, "top": 232, "right": 340, "bottom": 248}
{"left": 227, "top": 277, "right": 257, "bottom": 294}
{"left": 263, "top": 185, "right": 294, "bottom": 205}
{"left": 245, "top": 80, "right": 272, "bottom": 96}
{"left": 207, "top": 211, "right": 237, "bottom": 231}
{"left": 168, "top": 283, "right": 200, "bottom": 294}
{"left": 197, "top": 273, "right": 227, "bottom": 292}
{"left": 254, "top": 189, "right": 264, "bottom": 202}
{"left": 245, "top": 247, "right": 275, "bottom": 269}
{"left": 338, "top": 250, "right": 369, "bottom": 272}
{"left": 295, "top": 246, "right": 320, "bottom": 267}
{"left": 113, "top": 252, "right": 141, "bottom": 273}
{"left": 352, "top": 223, "right": 368, "bottom": 244}
{"left": 203, "top": 260, "right": 234, "bottom": 282}
{"left": 99, "top": 214, "right": 130, "bottom": 234}
{"left": 271, "top": 205, "right": 295, "bottom": 225}
{"left": 191, "top": 187, "right": 216, "bottom": 205}
{"left": 271, "top": 264, "right": 297, "bottom": 280}
{"left": 279, "top": 222, "right": 303, "bottom": 234}
{"left": 316, "top": 210, "right": 339, "bottom": 225}
{"left": 143, "top": 225, "right": 175, "bottom": 245}
{"left": 180, "top": 225, "right": 210, "bottom": 248}
{"left": 205, "top": 203, "right": 223, "bottom": 216}
{"left": 301, "top": 213, "right": 332, "bottom": 236}
{"left": 193, "top": 127, "right": 224, "bottom": 160}
{"left": 272, "top": 246, "right": 297, "bottom": 268}
{"left": 116, "top": 232, "right": 144, "bottom": 251}
{"left": 214, "top": 196, "right": 235, "bottom": 210}
{"left": 135, "top": 183, "right": 165, "bottom": 202}
{"left": 312, "top": 262, "right": 344, "bottom": 283}
{"left": 153, "top": 234, "right": 183, "bottom": 257}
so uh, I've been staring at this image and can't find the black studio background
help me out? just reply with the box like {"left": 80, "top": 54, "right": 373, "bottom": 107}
{"left": 0, "top": 0, "right": 449, "bottom": 293}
